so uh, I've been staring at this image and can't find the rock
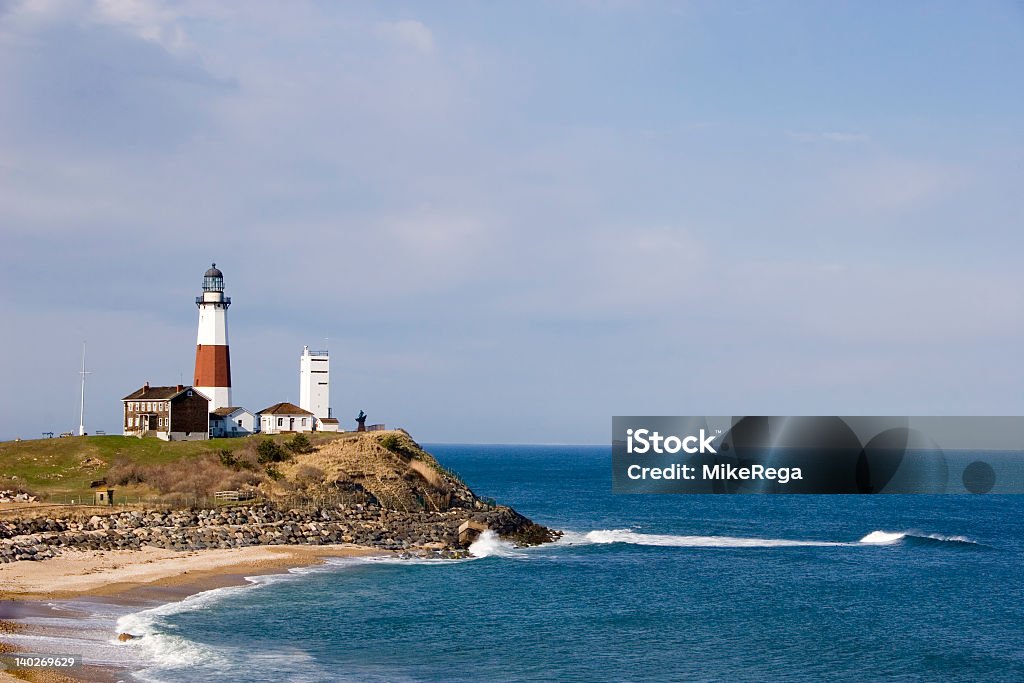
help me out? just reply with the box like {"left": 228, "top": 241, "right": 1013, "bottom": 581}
{"left": 0, "top": 498, "right": 559, "bottom": 563}
{"left": 117, "top": 633, "right": 138, "bottom": 642}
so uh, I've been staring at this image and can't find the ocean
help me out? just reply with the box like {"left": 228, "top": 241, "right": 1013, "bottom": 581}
{"left": 10, "top": 444, "right": 1024, "bottom": 681}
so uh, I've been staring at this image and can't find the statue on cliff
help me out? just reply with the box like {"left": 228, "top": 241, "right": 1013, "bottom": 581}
{"left": 356, "top": 410, "right": 367, "bottom": 432}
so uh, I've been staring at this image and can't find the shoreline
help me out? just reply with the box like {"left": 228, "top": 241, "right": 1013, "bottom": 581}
{"left": 0, "top": 544, "right": 387, "bottom": 683}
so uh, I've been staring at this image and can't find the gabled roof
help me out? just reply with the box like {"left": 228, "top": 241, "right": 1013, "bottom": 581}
{"left": 123, "top": 385, "right": 190, "bottom": 401}
{"left": 211, "top": 406, "right": 251, "bottom": 417}
{"left": 257, "top": 402, "right": 313, "bottom": 416}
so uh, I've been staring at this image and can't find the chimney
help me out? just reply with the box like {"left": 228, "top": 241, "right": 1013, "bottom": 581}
{"left": 176, "top": 384, "right": 184, "bottom": 392}
{"left": 142, "top": 382, "right": 149, "bottom": 395}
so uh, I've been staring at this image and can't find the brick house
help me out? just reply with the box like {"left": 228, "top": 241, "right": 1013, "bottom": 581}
{"left": 122, "top": 383, "right": 210, "bottom": 441}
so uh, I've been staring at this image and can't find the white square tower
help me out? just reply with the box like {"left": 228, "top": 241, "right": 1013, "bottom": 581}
{"left": 299, "top": 345, "right": 330, "bottom": 419}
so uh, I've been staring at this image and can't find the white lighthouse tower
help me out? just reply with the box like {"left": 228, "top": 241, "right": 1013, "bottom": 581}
{"left": 299, "top": 345, "right": 330, "bottom": 419}
{"left": 193, "top": 263, "right": 232, "bottom": 410}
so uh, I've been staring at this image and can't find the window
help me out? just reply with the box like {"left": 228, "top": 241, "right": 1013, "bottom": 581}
{"left": 277, "top": 418, "right": 283, "bottom": 427}
{"left": 159, "top": 417, "right": 164, "bottom": 427}
{"left": 302, "top": 418, "right": 308, "bottom": 426}
{"left": 187, "top": 390, "right": 192, "bottom": 397}
{"left": 237, "top": 419, "right": 242, "bottom": 426}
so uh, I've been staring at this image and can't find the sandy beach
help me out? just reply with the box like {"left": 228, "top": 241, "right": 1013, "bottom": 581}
{"left": 0, "top": 544, "right": 384, "bottom": 682}
{"left": 0, "top": 544, "right": 383, "bottom": 600}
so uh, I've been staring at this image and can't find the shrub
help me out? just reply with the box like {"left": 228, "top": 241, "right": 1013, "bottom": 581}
{"left": 219, "top": 449, "right": 238, "bottom": 468}
{"left": 285, "top": 433, "right": 314, "bottom": 454}
{"left": 107, "top": 458, "right": 148, "bottom": 486}
{"left": 230, "top": 441, "right": 260, "bottom": 471}
{"left": 257, "top": 439, "right": 287, "bottom": 464}
{"left": 294, "top": 464, "right": 324, "bottom": 485}
{"left": 379, "top": 433, "right": 401, "bottom": 452}
{"left": 106, "top": 454, "right": 260, "bottom": 497}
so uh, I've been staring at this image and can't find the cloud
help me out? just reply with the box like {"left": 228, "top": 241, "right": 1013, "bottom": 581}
{"left": 374, "top": 19, "right": 435, "bottom": 54}
{"left": 0, "top": 2, "right": 1020, "bottom": 441}
{"left": 4, "top": 0, "right": 223, "bottom": 52}
{"left": 92, "top": 0, "right": 189, "bottom": 51}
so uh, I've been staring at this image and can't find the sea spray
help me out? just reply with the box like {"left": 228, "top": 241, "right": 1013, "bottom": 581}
{"left": 469, "top": 530, "right": 527, "bottom": 558}
{"left": 859, "top": 530, "right": 981, "bottom": 547}
{"left": 860, "top": 530, "right": 907, "bottom": 545}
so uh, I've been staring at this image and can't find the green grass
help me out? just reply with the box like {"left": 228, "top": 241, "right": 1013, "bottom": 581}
{"left": 0, "top": 433, "right": 340, "bottom": 500}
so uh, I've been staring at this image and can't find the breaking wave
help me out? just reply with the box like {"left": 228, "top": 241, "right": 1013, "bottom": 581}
{"left": 573, "top": 528, "right": 844, "bottom": 548}
{"left": 552, "top": 528, "right": 983, "bottom": 550}
{"left": 114, "top": 588, "right": 240, "bottom": 670}
{"left": 469, "top": 530, "right": 529, "bottom": 558}
{"left": 858, "top": 530, "right": 982, "bottom": 548}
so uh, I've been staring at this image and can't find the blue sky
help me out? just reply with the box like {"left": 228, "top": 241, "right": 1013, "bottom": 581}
{"left": 1, "top": 1, "right": 1022, "bottom": 443}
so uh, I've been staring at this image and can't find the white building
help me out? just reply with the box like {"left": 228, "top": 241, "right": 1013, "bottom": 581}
{"left": 316, "top": 417, "right": 340, "bottom": 432}
{"left": 258, "top": 402, "right": 315, "bottom": 434}
{"left": 299, "top": 345, "right": 331, "bottom": 420}
{"left": 210, "top": 406, "right": 257, "bottom": 438}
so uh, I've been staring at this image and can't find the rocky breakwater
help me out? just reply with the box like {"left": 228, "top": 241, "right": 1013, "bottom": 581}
{"left": 0, "top": 504, "right": 559, "bottom": 563}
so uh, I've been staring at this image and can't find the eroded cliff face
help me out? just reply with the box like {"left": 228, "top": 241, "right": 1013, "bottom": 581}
{"left": 277, "top": 431, "right": 480, "bottom": 512}
{"left": 275, "top": 431, "right": 560, "bottom": 546}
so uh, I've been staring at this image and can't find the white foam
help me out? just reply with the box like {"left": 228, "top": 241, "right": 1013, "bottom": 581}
{"left": 111, "top": 582, "right": 264, "bottom": 670}
{"left": 324, "top": 554, "right": 472, "bottom": 567}
{"left": 581, "top": 528, "right": 844, "bottom": 548}
{"left": 859, "top": 530, "right": 978, "bottom": 545}
{"left": 920, "top": 532, "right": 976, "bottom": 544}
{"left": 468, "top": 530, "right": 529, "bottom": 558}
{"left": 859, "top": 530, "right": 907, "bottom": 545}
{"left": 2, "top": 632, "right": 142, "bottom": 668}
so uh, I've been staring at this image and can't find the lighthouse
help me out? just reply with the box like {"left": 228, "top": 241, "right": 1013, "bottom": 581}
{"left": 299, "top": 345, "right": 330, "bottom": 419}
{"left": 193, "top": 263, "right": 232, "bottom": 410}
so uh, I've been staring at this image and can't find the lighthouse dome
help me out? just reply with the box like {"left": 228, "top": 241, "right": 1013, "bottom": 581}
{"left": 202, "top": 263, "right": 225, "bottom": 292}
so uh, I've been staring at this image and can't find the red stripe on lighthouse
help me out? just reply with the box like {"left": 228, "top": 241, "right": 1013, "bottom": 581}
{"left": 194, "top": 345, "right": 232, "bottom": 388}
